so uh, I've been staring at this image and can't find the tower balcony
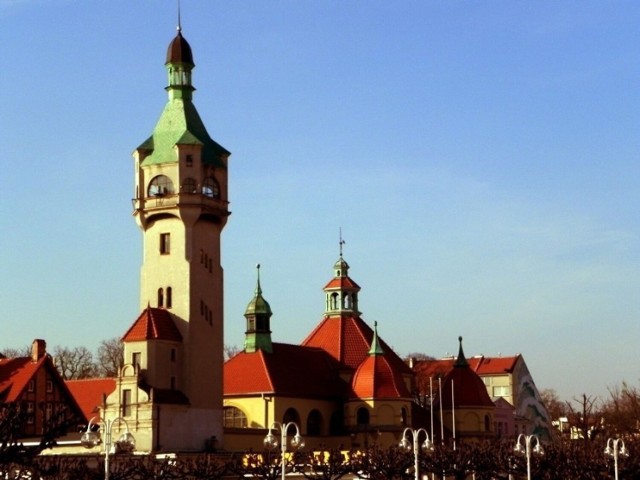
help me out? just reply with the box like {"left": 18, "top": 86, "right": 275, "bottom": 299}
{"left": 132, "top": 192, "right": 230, "bottom": 223}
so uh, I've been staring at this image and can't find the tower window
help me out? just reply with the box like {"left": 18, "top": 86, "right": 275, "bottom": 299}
{"left": 160, "top": 233, "right": 170, "bottom": 254}
{"left": 182, "top": 177, "right": 197, "bottom": 193}
{"left": 132, "top": 352, "right": 141, "bottom": 369}
{"left": 185, "top": 154, "right": 193, "bottom": 167}
{"left": 202, "top": 177, "right": 220, "bottom": 198}
{"left": 148, "top": 175, "right": 174, "bottom": 196}
{"left": 122, "top": 389, "right": 132, "bottom": 417}
{"left": 158, "top": 288, "right": 164, "bottom": 308}
{"left": 166, "top": 287, "right": 172, "bottom": 309}
{"left": 171, "top": 348, "right": 176, "bottom": 362}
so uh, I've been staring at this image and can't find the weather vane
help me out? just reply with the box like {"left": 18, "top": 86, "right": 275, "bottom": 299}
{"left": 339, "top": 227, "right": 345, "bottom": 257}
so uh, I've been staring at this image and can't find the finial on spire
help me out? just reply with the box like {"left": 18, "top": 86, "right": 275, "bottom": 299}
{"left": 177, "top": 0, "right": 182, "bottom": 32}
{"left": 339, "top": 227, "right": 345, "bottom": 258}
{"left": 255, "top": 263, "right": 262, "bottom": 295}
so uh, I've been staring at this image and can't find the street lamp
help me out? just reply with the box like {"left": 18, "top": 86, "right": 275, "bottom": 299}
{"left": 399, "top": 427, "right": 433, "bottom": 480}
{"left": 514, "top": 434, "right": 543, "bottom": 480}
{"left": 605, "top": 437, "right": 629, "bottom": 480}
{"left": 81, "top": 416, "right": 135, "bottom": 480}
{"left": 263, "top": 421, "right": 305, "bottom": 480}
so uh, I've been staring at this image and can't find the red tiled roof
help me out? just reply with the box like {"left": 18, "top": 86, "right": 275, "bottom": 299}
{"left": 0, "top": 356, "right": 46, "bottom": 402}
{"left": 66, "top": 378, "right": 116, "bottom": 422}
{"left": 122, "top": 307, "right": 183, "bottom": 342}
{"left": 224, "top": 343, "right": 345, "bottom": 399}
{"left": 437, "top": 363, "right": 494, "bottom": 409}
{"left": 323, "top": 276, "right": 361, "bottom": 290}
{"left": 474, "top": 355, "right": 520, "bottom": 375}
{"left": 302, "top": 315, "right": 412, "bottom": 375}
{"left": 351, "top": 354, "right": 411, "bottom": 400}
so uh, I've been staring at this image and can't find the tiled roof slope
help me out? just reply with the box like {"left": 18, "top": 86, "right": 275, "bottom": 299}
{"left": 66, "top": 378, "right": 116, "bottom": 421}
{"left": 351, "top": 355, "right": 411, "bottom": 399}
{"left": 122, "top": 307, "right": 183, "bottom": 342}
{"left": 224, "top": 343, "right": 345, "bottom": 399}
{"left": 474, "top": 355, "right": 520, "bottom": 375}
{"left": 0, "top": 356, "right": 45, "bottom": 402}
{"left": 323, "top": 276, "right": 361, "bottom": 290}
{"left": 302, "top": 315, "right": 412, "bottom": 375}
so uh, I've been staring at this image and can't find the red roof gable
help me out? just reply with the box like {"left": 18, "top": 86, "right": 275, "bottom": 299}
{"left": 351, "top": 354, "right": 411, "bottom": 400}
{"left": 122, "top": 307, "right": 183, "bottom": 342}
{"left": 224, "top": 343, "right": 344, "bottom": 399}
{"left": 66, "top": 378, "right": 116, "bottom": 422}
{"left": 437, "top": 363, "right": 494, "bottom": 409}
{"left": 302, "top": 315, "right": 412, "bottom": 375}
{"left": 0, "top": 356, "right": 45, "bottom": 402}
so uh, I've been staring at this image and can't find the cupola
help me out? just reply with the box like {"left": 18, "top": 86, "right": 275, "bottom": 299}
{"left": 244, "top": 265, "right": 273, "bottom": 353}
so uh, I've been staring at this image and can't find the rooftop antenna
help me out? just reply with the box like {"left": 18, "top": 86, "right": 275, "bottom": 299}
{"left": 177, "top": 0, "right": 182, "bottom": 32}
{"left": 339, "top": 227, "right": 345, "bottom": 258}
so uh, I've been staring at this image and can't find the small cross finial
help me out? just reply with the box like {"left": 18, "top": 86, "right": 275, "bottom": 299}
{"left": 339, "top": 228, "right": 345, "bottom": 257}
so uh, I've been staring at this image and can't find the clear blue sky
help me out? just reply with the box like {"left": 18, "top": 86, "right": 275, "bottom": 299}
{"left": 1, "top": 1, "right": 638, "bottom": 402}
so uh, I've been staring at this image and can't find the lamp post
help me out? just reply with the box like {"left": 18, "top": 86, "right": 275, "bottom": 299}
{"left": 514, "top": 434, "right": 543, "bottom": 480}
{"left": 81, "top": 416, "right": 135, "bottom": 480}
{"left": 263, "top": 421, "right": 305, "bottom": 480}
{"left": 605, "top": 437, "right": 629, "bottom": 480}
{"left": 399, "top": 427, "right": 433, "bottom": 480}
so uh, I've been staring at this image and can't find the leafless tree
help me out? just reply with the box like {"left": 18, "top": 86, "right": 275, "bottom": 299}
{"left": 52, "top": 345, "right": 97, "bottom": 380}
{"left": 0, "top": 345, "right": 31, "bottom": 358}
{"left": 96, "top": 337, "right": 124, "bottom": 377}
{"left": 224, "top": 344, "right": 242, "bottom": 361}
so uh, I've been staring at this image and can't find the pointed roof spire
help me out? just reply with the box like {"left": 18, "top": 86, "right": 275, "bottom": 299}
{"left": 245, "top": 264, "right": 271, "bottom": 316}
{"left": 454, "top": 336, "right": 469, "bottom": 367}
{"left": 368, "top": 321, "right": 384, "bottom": 356}
{"left": 339, "top": 227, "right": 345, "bottom": 258}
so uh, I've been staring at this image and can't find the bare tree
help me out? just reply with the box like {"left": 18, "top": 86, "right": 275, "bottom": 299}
{"left": 224, "top": 344, "right": 241, "bottom": 361}
{"left": 566, "top": 394, "right": 603, "bottom": 448}
{"left": 0, "top": 345, "right": 31, "bottom": 358}
{"left": 52, "top": 345, "right": 97, "bottom": 380}
{"left": 540, "top": 388, "right": 568, "bottom": 421}
{"left": 96, "top": 337, "right": 124, "bottom": 377}
{"left": 601, "top": 381, "right": 640, "bottom": 436}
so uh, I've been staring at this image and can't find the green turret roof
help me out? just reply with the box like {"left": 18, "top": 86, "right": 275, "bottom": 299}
{"left": 138, "top": 29, "right": 229, "bottom": 167}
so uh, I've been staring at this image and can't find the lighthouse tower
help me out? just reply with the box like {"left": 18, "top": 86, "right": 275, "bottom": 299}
{"left": 104, "top": 24, "right": 229, "bottom": 452}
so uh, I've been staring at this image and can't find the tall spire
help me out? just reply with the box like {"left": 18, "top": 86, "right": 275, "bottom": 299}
{"left": 177, "top": 0, "right": 182, "bottom": 33}
{"left": 339, "top": 227, "right": 345, "bottom": 258}
{"left": 454, "top": 336, "right": 469, "bottom": 367}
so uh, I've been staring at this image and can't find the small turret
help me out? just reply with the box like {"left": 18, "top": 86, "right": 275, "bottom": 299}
{"left": 244, "top": 265, "right": 273, "bottom": 353}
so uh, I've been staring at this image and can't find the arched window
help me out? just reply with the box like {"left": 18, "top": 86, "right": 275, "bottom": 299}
{"left": 223, "top": 406, "right": 248, "bottom": 428}
{"left": 330, "top": 292, "right": 339, "bottom": 310}
{"left": 148, "top": 175, "right": 174, "bottom": 196}
{"left": 283, "top": 408, "right": 301, "bottom": 427}
{"left": 343, "top": 293, "right": 351, "bottom": 309}
{"left": 202, "top": 177, "right": 220, "bottom": 198}
{"left": 356, "top": 407, "right": 370, "bottom": 426}
{"left": 157, "top": 288, "right": 164, "bottom": 308}
{"left": 182, "top": 177, "right": 197, "bottom": 193}
{"left": 307, "top": 409, "right": 323, "bottom": 436}
{"left": 401, "top": 407, "right": 408, "bottom": 425}
{"left": 166, "top": 287, "right": 172, "bottom": 309}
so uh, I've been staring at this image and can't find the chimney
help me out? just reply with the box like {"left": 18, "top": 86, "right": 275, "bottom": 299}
{"left": 31, "top": 339, "right": 46, "bottom": 362}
